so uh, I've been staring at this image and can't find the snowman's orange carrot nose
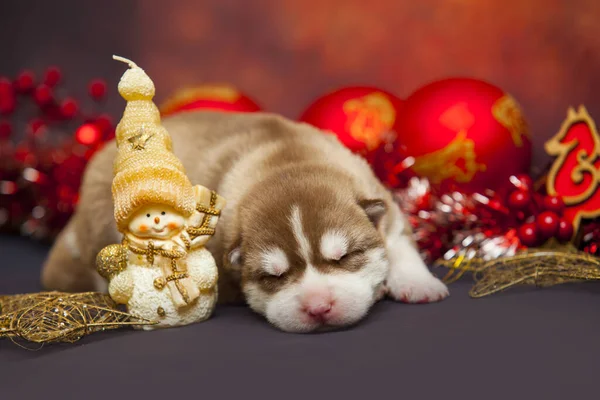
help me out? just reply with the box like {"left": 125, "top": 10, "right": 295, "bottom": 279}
{"left": 154, "top": 217, "right": 160, "bottom": 224}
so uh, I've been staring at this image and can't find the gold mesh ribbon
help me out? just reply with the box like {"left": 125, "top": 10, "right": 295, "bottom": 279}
{"left": 469, "top": 246, "right": 600, "bottom": 298}
{"left": 0, "top": 292, "right": 156, "bottom": 348}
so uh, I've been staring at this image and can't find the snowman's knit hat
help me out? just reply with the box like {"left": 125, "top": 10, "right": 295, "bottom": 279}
{"left": 111, "top": 56, "right": 195, "bottom": 231}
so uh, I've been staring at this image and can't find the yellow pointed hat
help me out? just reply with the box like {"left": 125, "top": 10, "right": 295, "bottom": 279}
{"left": 111, "top": 55, "right": 195, "bottom": 231}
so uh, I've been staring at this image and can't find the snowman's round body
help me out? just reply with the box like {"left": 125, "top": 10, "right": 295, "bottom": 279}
{"left": 105, "top": 203, "right": 220, "bottom": 330}
{"left": 110, "top": 247, "right": 218, "bottom": 330}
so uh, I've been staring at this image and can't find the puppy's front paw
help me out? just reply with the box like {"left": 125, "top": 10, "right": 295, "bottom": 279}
{"left": 386, "top": 272, "right": 449, "bottom": 304}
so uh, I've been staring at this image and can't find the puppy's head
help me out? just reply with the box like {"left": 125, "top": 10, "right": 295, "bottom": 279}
{"left": 225, "top": 172, "right": 389, "bottom": 333}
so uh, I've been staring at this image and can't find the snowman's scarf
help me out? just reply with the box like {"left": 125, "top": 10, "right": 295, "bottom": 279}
{"left": 123, "top": 233, "right": 200, "bottom": 308}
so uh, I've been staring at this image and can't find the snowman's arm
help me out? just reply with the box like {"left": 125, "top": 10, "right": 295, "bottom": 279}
{"left": 186, "top": 186, "right": 226, "bottom": 249}
{"left": 188, "top": 251, "right": 218, "bottom": 291}
{"left": 96, "top": 244, "right": 134, "bottom": 304}
{"left": 108, "top": 269, "right": 134, "bottom": 304}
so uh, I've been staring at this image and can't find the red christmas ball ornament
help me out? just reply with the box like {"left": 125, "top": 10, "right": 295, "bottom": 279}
{"left": 0, "top": 120, "right": 11, "bottom": 139}
{"left": 507, "top": 189, "right": 531, "bottom": 211}
{"left": 536, "top": 211, "right": 559, "bottom": 239}
{"left": 88, "top": 79, "right": 107, "bottom": 100}
{"left": 518, "top": 222, "right": 539, "bottom": 247}
{"left": 34, "top": 84, "right": 53, "bottom": 106}
{"left": 397, "top": 78, "right": 532, "bottom": 193}
{"left": 60, "top": 97, "right": 79, "bottom": 119}
{"left": 44, "top": 66, "right": 62, "bottom": 87}
{"left": 542, "top": 195, "right": 564, "bottom": 214}
{"left": 160, "top": 84, "right": 261, "bottom": 117}
{"left": 299, "top": 86, "right": 404, "bottom": 156}
{"left": 14, "top": 70, "right": 35, "bottom": 93}
{"left": 557, "top": 218, "right": 574, "bottom": 242}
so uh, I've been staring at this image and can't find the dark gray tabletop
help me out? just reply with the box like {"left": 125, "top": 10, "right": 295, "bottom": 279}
{"left": 1, "top": 234, "right": 598, "bottom": 400}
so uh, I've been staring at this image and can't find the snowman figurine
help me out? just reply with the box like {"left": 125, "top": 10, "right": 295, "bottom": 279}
{"left": 95, "top": 56, "right": 225, "bottom": 329}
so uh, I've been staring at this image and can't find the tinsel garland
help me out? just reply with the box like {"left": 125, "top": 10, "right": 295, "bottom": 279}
{"left": 394, "top": 175, "right": 600, "bottom": 292}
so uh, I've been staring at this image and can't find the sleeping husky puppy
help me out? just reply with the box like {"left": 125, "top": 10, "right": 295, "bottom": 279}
{"left": 41, "top": 111, "right": 449, "bottom": 333}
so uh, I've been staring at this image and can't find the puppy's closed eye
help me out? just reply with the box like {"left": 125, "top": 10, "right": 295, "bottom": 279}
{"left": 331, "top": 248, "right": 364, "bottom": 264}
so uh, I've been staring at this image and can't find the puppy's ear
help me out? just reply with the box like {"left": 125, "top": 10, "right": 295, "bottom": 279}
{"left": 358, "top": 199, "right": 387, "bottom": 227}
{"left": 223, "top": 237, "right": 243, "bottom": 275}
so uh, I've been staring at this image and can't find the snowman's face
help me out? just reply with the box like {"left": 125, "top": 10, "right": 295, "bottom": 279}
{"left": 128, "top": 204, "right": 185, "bottom": 239}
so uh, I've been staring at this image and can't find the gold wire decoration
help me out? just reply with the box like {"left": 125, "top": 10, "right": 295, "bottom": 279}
{"left": 436, "top": 254, "right": 487, "bottom": 284}
{"left": 0, "top": 291, "right": 157, "bottom": 348}
{"left": 469, "top": 243, "right": 600, "bottom": 298}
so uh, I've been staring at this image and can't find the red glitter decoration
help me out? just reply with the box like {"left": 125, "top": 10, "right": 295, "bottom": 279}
{"left": 0, "top": 64, "right": 114, "bottom": 240}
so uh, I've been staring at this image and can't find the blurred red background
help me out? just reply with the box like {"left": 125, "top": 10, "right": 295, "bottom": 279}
{"left": 2, "top": 0, "right": 600, "bottom": 169}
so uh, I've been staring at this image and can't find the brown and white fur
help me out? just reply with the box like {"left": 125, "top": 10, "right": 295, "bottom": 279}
{"left": 41, "top": 111, "right": 449, "bottom": 333}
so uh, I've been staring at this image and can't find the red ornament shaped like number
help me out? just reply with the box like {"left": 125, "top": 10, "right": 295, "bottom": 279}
{"left": 545, "top": 105, "right": 600, "bottom": 238}
{"left": 396, "top": 78, "right": 532, "bottom": 193}
{"left": 299, "top": 86, "right": 404, "bottom": 156}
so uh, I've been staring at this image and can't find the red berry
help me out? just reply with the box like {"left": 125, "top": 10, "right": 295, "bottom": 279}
{"left": 510, "top": 174, "right": 533, "bottom": 191}
{"left": 0, "top": 97, "right": 15, "bottom": 115}
{"left": 508, "top": 189, "right": 531, "bottom": 210}
{"left": 518, "top": 222, "right": 539, "bottom": 247}
{"left": 0, "top": 77, "right": 13, "bottom": 96}
{"left": 0, "top": 120, "right": 11, "bottom": 139}
{"left": 95, "top": 114, "right": 113, "bottom": 132}
{"left": 536, "top": 211, "right": 559, "bottom": 238}
{"left": 34, "top": 84, "right": 53, "bottom": 106}
{"left": 88, "top": 79, "right": 107, "bottom": 100}
{"left": 557, "top": 218, "right": 574, "bottom": 242}
{"left": 0, "top": 77, "right": 15, "bottom": 115}
{"left": 60, "top": 98, "right": 79, "bottom": 119}
{"left": 543, "top": 195, "right": 564, "bottom": 214}
{"left": 14, "top": 70, "right": 35, "bottom": 92}
{"left": 28, "top": 118, "right": 46, "bottom": 136}
{"left": 44, "top": 66, "right": 62, "bottom": 87}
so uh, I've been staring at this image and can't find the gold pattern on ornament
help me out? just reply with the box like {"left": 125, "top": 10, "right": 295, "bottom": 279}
{"left": 127, "top": 125, "right": 155, "bottom": 150}
{"left": 157, "top": 307, "right": 166, "bottom": 317}
{"left": 412, "top": 130, "right": 487, "bottom": 184}
{"left": 343, "top": 92, "right": 396, "bottom": 151}
{"left": 0, "top": 292, "right": 156, "bottom": 347}
{"left": 492, "top": 94, "right": 529, "bottom": 148}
